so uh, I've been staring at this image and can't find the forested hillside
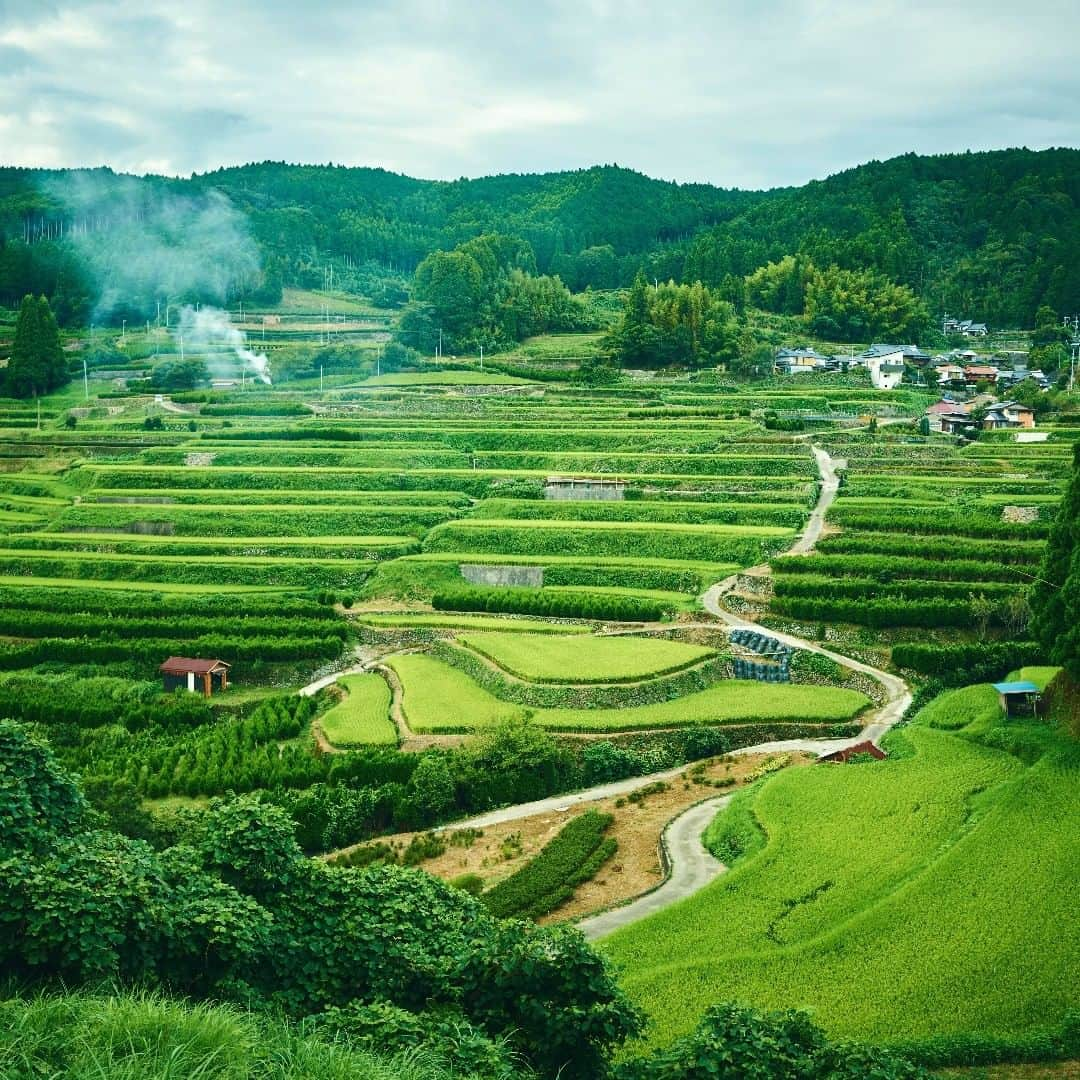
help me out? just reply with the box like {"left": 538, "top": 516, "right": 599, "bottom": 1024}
{"left": 1, "top": 147, "right": 1078, "bottom": 327}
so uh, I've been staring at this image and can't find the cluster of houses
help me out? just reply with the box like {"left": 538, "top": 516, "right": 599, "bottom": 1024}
{"left": 776, "top": 343, "right": 931, "bottom": 389}
{"left": 924, "top": 396, "right": 1036, "bottom": 435}
{"left": 775, "top": 343, "right": 1051, "bottom": 393}
{"left": 942, "top": 316, "right": 989, "bottom": 337}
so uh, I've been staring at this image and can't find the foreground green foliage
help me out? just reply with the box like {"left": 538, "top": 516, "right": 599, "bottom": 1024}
{"left": 0, "top": 988, "right": 488, "bottom": 1080}
{"left": 0, "top": 721, "right": 641, "bottom": 1079}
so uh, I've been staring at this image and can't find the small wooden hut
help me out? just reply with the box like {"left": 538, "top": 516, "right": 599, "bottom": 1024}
{"left": 992, "top": 680, "right": 1041, "bottom": 717}
{"left": 820, "top": 740, "right": 887, "bottom": 764}
{"left": 159, "top": 656, "right": 230, "bottom": 697}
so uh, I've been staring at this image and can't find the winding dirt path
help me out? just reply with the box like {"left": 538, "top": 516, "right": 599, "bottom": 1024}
{"left": 569, "top": 444, "right": 911, "bottom": 937}
{"left": 577, "top": 795, "right": 730, "bottom": 940}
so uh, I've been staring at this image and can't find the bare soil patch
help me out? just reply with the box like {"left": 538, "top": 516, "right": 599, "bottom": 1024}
{"left": 330, "top": 752, "right": 812, "bottom": 922}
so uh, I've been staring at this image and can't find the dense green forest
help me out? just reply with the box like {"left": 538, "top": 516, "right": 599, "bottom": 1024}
{"left": 1, "top": 147, "right": 1079, "bottom": 328}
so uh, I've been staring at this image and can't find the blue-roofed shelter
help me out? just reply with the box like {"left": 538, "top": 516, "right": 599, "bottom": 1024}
{"left": 992, "top": 680, "right": 1041, "bottom": 717}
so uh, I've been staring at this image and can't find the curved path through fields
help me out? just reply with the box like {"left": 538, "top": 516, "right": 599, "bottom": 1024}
{"left": 577, "top": 795, "right": 730, "bottom": 940}
{"left": 574, "top": 444, "right": 910, "bottom": 936}
{"left": 319, "top": 445, "right": 911, "bottom": 932}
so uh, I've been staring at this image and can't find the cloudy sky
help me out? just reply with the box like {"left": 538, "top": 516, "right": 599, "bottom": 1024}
{"left": 1, "top": 0, "right": 1078, "bottom": 189}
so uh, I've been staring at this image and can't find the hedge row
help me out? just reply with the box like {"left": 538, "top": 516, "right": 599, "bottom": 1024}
{"left": 772, "top": 554, "right": 1033, "bottom": 585}
{"left": 0, "top": 609, "right": 349, "bottom": 643}
{"left": 811, "top": 534, "right": 1046, "bottom": 565}
{"left": 481, "top": 810, "right": 616, "bottom": 919}
{"left": 772, "top": 575, "right": 1015, "bottom": 603}
{"left": 51, "top": 504, "right": 454, "bottom": 537}
{"left": 543, "top": 563, "right": 707, "bottom": 593}
{"left": 0, "top": 632, "right": 346, "bottom": 671}
{"left": 423, "top": 524, "right": 781, "bottom": 565}
{"left": 432, "top": 587, "right": 667, "bottom": 623}
{"left": 770, "top": 595, "right": 978, "bottom": 630}
{"left": 477, "top": 498, "right": 807, "bottom": 529}
{"left": 199, "top": 403, "right": 310, "bottom": 416}
{"left": 0, "top": 587, "right": 338, "bottom": 619}
{"left": 828, "top": 506, "right": 1050, "bottom": 540}
{"left": 5, "top": 535, "right": 418, "bottom": 562}
{"left": 891, "top": 641, "right": 1043, "bottom": 682}
{"left": 432, "top": 642, "right": 733, "bottom": 709}
{"left": 0, "top": 553, "right": 373, "bottom": 589}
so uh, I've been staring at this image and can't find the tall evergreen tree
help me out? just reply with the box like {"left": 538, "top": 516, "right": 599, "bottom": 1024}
{"left": 4, "top": 294, "right": 68, "bottom": 398}
{"left": 6, "top": 295, "right": 44, "bottom": 398}
{"left": 37, "top": 295, "right": 67, "bottom": 391}
{"left": 1031, "top": 443, "right": 1080, "bottom": 679}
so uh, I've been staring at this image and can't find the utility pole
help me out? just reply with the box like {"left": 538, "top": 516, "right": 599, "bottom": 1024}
{"left": 437, "top": 328, "right": 443, "bottom": 359}
{"left": 121, "top": 319, "right": 126, "bottom": 341}
{"left": 320, "top": 365, "right": 324, "bottom": 393}
{"left": 179, "top": 334, "right": 184, "bottom": 362}
{"left": 82, "top": 355, "right": 89, "bottom": 400}
{"left": 479, "top": 344, "right": 484, "bottom": 371}
{"left": 156, "top": 298, "right": 161, "bottom": 326}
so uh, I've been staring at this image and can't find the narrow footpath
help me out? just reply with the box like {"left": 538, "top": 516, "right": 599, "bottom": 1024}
{"left": 317, "top": 445, "right": 912, "bottom": 935}
{"left": 577, "top": 795, "right": 730, "bottom": 940}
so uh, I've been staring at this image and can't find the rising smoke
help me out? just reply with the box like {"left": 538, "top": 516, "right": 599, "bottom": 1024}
{"left": 179, "top": 305, "right": 271, "bottom": 385}
{"left": 39, "top": 171, "right": 262, "bottom": 324}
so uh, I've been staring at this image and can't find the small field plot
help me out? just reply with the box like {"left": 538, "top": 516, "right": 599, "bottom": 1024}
{"left": 319, "top": 674, "right": 396, "bottom": 747}
{"left": 388, "top": 653, "right": 868, "bottom": 733}
{"left": 361, "top": 371, "right": 536, "bottom": 386}
{"left": 457, "top": 632, "right": 716, "bottom": 683}
{"left": 387, "top": 653, "right": 524, "bottom": 732}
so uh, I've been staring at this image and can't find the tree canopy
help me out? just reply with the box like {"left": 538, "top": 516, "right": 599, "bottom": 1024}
{"left": 4, "top": 294, "right": 69, "bottom": 398}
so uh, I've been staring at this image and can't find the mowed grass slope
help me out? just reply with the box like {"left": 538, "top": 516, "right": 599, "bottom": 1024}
{"left": 601, "top": 712, "right": 1080, "bottom": 1050}
{"left": 457, "top": 632, "right": 716, "bottom": 683}
{"left": 387, "top": 653, "right": 868, "bottom": 733}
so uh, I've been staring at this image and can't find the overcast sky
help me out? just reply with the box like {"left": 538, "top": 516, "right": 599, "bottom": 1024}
{"left": 1, "top": 0, "right": 1078, "bottom": 189}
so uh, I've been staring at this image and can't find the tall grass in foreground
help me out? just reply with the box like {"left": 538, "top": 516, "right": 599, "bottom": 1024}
{"left": 0, "top": 988, "right": 500, "bottom": 1080}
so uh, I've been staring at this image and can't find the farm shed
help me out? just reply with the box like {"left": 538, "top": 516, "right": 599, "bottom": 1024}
{"left": 820, "top": 741, "right": 887, "bottom": 763}
{"left": 992, "top": 680, "right": 1041, "bottom": 717}
{"left": 159, "top": 656, "right": 230, "bottom": 697}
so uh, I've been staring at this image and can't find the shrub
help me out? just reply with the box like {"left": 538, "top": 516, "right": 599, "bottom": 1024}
{"left": 481, "top": 810, "right": 616, "bottom": 919}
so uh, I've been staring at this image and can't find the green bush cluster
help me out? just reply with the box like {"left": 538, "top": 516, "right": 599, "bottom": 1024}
{"left": 0, "top": 724, "right": 641, "bottom": 1080}
{"left": 433, "top": 586, "right": 667, "bottom": 622}
{"left": 771, "top": 595, "right": 980, "bottom": 630}
{"left": 891, "top": 641, "right": 1043, "bottom": 684}
{"left": 481, "top": 810, "right": 616, "bottom": 920}
{"left": 0, "top": 631, "right": 345, "bottom": 674}
{"left": 772, "top": 553, "right": 1033, "bottom": 585}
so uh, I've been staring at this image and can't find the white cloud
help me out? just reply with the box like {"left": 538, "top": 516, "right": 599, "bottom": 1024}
{"left": 0, "top": 0, "right": 1077, "bottom": 186}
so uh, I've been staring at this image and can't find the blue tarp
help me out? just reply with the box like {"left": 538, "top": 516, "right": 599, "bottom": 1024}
{"left": 992, "top": 681, "right": 1040, "bottom": 694}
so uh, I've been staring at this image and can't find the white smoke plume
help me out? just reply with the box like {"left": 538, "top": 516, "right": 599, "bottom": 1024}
{"left": 179, "top": 305, "right": 271, "bottom": 385}
{"left": 39, "top": 172, "right": 262, "bottom": 323}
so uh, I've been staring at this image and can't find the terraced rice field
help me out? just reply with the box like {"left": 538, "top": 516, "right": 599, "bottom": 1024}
{"left": 602, "top": 699, "right": 1080, "bottom": 1050}
{"left": 457, "top": 632, "right": 717, "bottom": 682}
{"left": 386, "top": 652, "right": 869, "bottom": 733}
{"left": 319, "top": 673, "right": 397, "bottom": 746}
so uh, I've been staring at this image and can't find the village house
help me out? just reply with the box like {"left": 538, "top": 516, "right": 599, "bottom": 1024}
{"left": 963, "top": 364, "right": 1000, "bottom": 385}
{"left": 939, "top": 410, "right": 980, "bottom": 436}
{"left": 774, "top": 347, "right": 834, "bottom": 375}
{"left": 983, "top": 401, "right": 1035, "bottom": 430}
{"left": 858, "top": 344, "right": 929, "bottom": 389}
{"left": 925, "top": 398, "right": 967, "bottom": 432}
{"left": 943, "top": 317, "right": 989, "bottom": 336}
{"left": 934, "top": 361, "right": 966, "bottom": 385}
